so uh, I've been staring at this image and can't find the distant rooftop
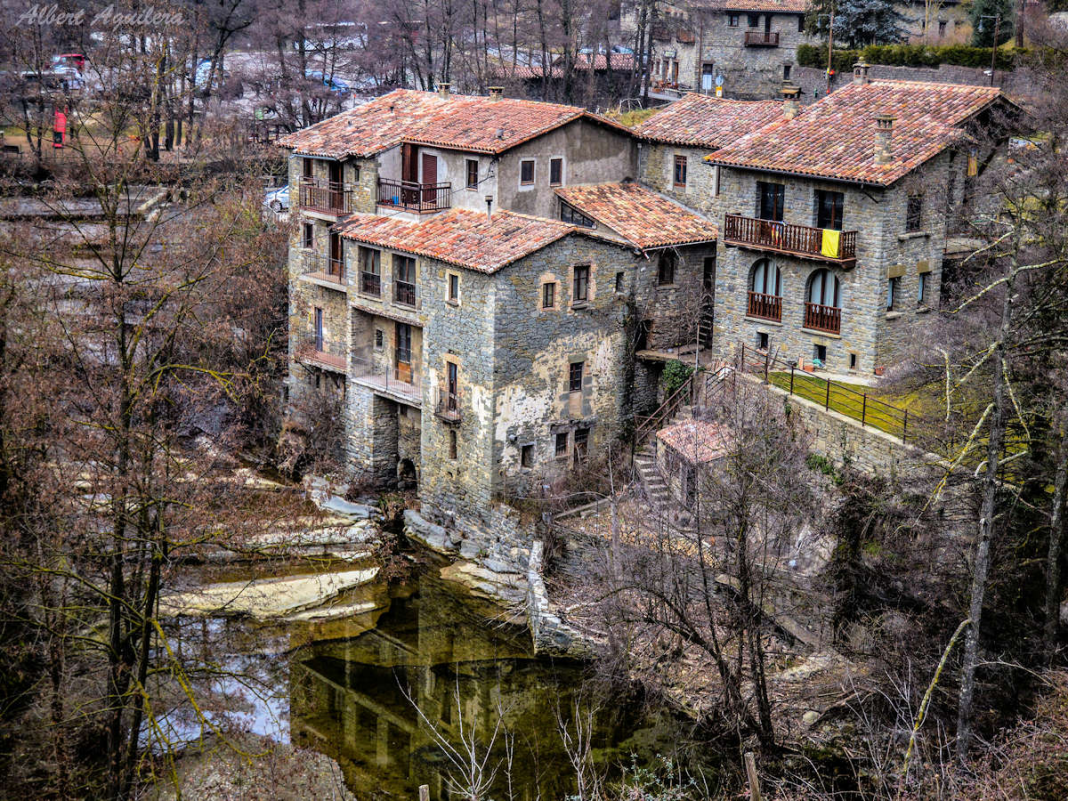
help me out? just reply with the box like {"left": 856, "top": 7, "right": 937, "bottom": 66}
{"left": 554, "top": 183, "right": 718, "bottom": 250}
{"left": 635, "top": 93, "right": 782, "bottom": 150}
{"left": 708, "top": 79, "right": 1006, "bottom": 186}
{"left": 690, "top": 0, "right": 810, "bottom": 13}
{"left": 335, "top": 208, "right": 597, "bottom": 273}
{"left": 278, "top": 88, "right": 628, "bottom": 159}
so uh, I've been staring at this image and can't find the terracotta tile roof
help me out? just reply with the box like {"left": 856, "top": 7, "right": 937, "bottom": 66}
{"left": 492, "top": 53, "right": 634, "bottom": 79}
{"left": 708, "top": 80, "right": 1004, "bottom": 186}
{"left": 691, "top": 0, "right": 810, "bottom": 12}
{"left": 657, "top": 419, "right": 732, "bottom": 464}
{"left": 334, "top": 209, "right": 580, "bottom": 273}
{"left": 635, "top": 93, "right": 782, "bottom": 149}
{"left": 554, "top": 183, "right": 718, "bottom": 249}
{"left": 278, "top": 88, "right": 627, "bottom": 158}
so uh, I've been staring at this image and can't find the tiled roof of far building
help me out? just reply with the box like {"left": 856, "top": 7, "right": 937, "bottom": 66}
{"left": 708, "top": 80, "right": 1005, "bottom": 186}
{"left": 657, "top": 419, "right": 732, "bottom": 464}
{"left": 278, "top": 88, "right": 628, "bottom": 158}
{"left": 555, "top": 183, "right": 718, "bottom": 249}
{"left": 690, "top": 0, "right": 810, "bottom": 12}
{"left": 635, "top": 93, "right": 783, "bottom": 149}
{"left": 334, "top": 209, "right": 587, "bottom": 273}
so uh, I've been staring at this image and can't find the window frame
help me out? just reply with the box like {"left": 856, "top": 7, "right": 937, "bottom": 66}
{"left": 728, "top": 13, "right": 739, "bottom": 27}
{"left": 394, "top": 255, "right": 417, "bottom": 307}
{"left": 302, "top": 222, "right": 314, "bottom": 250}
{"left": 750, "top": 258, "right": 781, "bottom": 296}
{"left": 816, "top": 189, "right": 845, "bottom": 231}
{"left": 573, "top": 427, "right": 589, "bottom": 463}
{"left": 569, "top": 361, "right": 584, "bottom": 393}
{"left": 905, "top": 194, "right": 924, "bottom": 232}
{"left": 657, "top": 251, "right": 677, "bottom": 286}
{"left": 673, "top": 154, "right": 687, "bottom": 188}
{"left": 918, "top": 271, "right": 929, "bottom": 306}
{"left": 519, "top": 159, "right": 536, "bottom": 186}
{"left": 542, "top": 281, "right": 556, "bottom": 310}
{"left": 447, "top": 272, "right": 460, "bottom": 304}
{"left": 747, "top": 13, "right": 759, "bottom": 27}
{"left": 798, "top": 15, "right": 805, "bottom": 32}
{"left": 549, "top": 157, "right": 564, "bottom": 186}
{"left": 359, "top": 247, "right": 382, "bottom": 297}
{"left": 560, "top": 201, "right": 594, "bottom": 228}
{"left": 572, "top": 265, "right": 590, "bottom": 305}
{"left": 757, "top": 181, "right": 786, "bottom": 222}
{"left": 555, "top": 431, "right": 569, "bottom": 459}
{"left": 520, "top": 443, "right": 534, "bottom": 468}
{"left": 466, "top": 158, "right": 479, "bottom": 190}
{"left": 887, "top": 276, "right": 901, "bottom": 311}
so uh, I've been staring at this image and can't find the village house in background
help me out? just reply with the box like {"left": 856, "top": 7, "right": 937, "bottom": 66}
{"left": 278, "top": 69, "right": 1011, "bottom": 557}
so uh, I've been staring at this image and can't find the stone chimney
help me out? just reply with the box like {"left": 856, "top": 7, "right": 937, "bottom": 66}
{"left": 874, "top": 113, "right": 895, "bottom": 164}
{"left": 853, "top": 60, "right": 870, "bottom": 85}
{"left": 437, "top": 82, "right": 451, "bottom": 99}
{"left": 782, "top": 83, "right": 801, "bottom": 120}
{"left": 488, "top": 86, "right": 504, "bottom": 101}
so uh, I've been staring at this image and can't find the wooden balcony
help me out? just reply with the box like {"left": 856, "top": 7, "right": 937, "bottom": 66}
{"left": 804, "top": 302, "right": 841, "bottom": 334}
{"left": 377, "top": 179, "right": 452, "bottom": 214}
{"left": 298, "top": 178, "right": 352, "bottom": 216}
{"left": 298, "top": 344, "right": 347, "bottom": 374}
{"left": 724, "top": 214, "right": 857, "bottom": 267}
{"left": 744, "top": 31, "right": 780, "bottom": 46}
{"left": 747, "top": 291, "right": 782, "bottom": 322}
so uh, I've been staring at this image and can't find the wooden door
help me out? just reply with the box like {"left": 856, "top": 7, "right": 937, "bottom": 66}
{"left": 395, "top": 323, "right": 412, "bottom": 383}
{"left": 421, "top": 153, "right": 438, "bottom": 204}
{"left": 329, "top": 232, "right": 342, "bottom": 278}
{"left": 401, "top": 144, "right": 418, "bottom": 205}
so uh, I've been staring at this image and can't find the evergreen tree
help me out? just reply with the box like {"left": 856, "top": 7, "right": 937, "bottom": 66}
{"left": 807, "top": 0, "right": 909, "bottom": 48}
{"left": 969, "top": 0, "right": 1014, "bottom": 47}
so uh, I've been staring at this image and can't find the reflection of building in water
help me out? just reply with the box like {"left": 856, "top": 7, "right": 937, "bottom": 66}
{"left": 289, "top": 576, "right": 645, "bottom": 799}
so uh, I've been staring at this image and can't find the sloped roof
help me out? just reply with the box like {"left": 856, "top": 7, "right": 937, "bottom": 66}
{"left": 278, "top": 88, "right": 628, "bottom": 158}
{"left": 554, "top": 183, "right": 718, "bottom": 249}
{"left": 635, "top": 93, "right": 782, "bottom": 149}
{"left": 657, "top": 419, "right": 732, "bottom": 464}
{"left": 334, "top": 209, "right": 581, "bottom": 273}
{"left": 691, "top": 0, "right": 810, "bottom": 12}
{"left": 708, "top": 80, "right": 1004, "bottom": 186}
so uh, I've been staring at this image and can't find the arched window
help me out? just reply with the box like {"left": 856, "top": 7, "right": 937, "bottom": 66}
{"left": 750, "top": 259, "right": 780, "bottom": 296}
{"left": 807, "top": 269, "right": 840, "bottom": 308}
{"left": 748, "top": 259, "right": 782, "bottom": 321}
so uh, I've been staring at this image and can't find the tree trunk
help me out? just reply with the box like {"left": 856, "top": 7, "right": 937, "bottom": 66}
{"left": 1043, "top": 414, "right": 1068, "bottom": 660}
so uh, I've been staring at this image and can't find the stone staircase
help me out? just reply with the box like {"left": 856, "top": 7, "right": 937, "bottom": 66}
{"left": 633, "top": 403, "right": 696, "bottom": 529}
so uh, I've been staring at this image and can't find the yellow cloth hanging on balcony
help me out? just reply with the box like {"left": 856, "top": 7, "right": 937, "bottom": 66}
{"left": 821, "top": 228, "right": 840, "bottom": 258}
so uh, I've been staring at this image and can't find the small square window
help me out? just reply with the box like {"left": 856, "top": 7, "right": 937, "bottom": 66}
{"left": 906, "top": 195, "right": 924, "bottom": 232}
{"left": 549, "top": 157, "right": 563, "bottom": 186}
{"left": 466, "top": 159, "right": 478, "bottom": 189}
{"left": 615, "top": 272, "right": 624, "bottom": 293}
{"left": 569, "top": 361, "right": 584, "bottom": 393}
{"left": 302, "top": 222, "right": 314, "bottom": 249}
{"left": 448, "top": 273, "right": 460, "bottom": 303}
{"left": 555, "top": 432, "right": 569, "bottom": 458}
{"left": 849, "top": 352, "right": 858, "bottom": 370}
{"left": 542, "top": 282, "right": 556, "bottom": 309}
{"left": 520, "top": 159, "right": 535, "bottom": 185}
{"left": 673, "top": 155, "right": 687, "bottom": 188}
{"left": 813, "top": 344, "right": 827, "bottom": 364}
{"left": 520, "top": 444, "right": 534, "bottom": 468}
{"left": 573, "top": 265, "right": 590, "bottom": 304}
{"left": 757, "top": 331, "right": 769, "bottom": 351}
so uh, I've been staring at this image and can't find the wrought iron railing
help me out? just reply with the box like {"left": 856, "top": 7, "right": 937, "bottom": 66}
{"left": 395, "top": 280, "right": 417, "bottom": 307}
{"left": 360, "top": 270, "right": 381, "bottom": 297}
{"left": 351, "top": 353, "right": 422, "bottom": 403}
{"left": 435, "top": 387, "right": 461, "bottom": 422}
{"left": 724, "top": 214, "right": 857, "bottom": 263}
{"left": 298, "top": 178, "right": 352, "bottom": 215}
{"left": 377, "top": 179, "right": 452, "bottom": 213}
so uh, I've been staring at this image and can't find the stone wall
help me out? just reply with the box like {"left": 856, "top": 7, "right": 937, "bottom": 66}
{"left": 632, "top": 242, "right": 716, "bottom": 351}
{"left": 638, "top": 143, "right": 725, "bottom": 220}
{"left": 794, "top": 63, "right": 1033, "bottom": 105}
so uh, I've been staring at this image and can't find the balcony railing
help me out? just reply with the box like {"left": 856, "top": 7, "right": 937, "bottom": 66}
{"left": 744, "top": 31, "right": 780, "bottom": 46}
{"left": 298, "top": 178, "right": 352, "bottom": 215}
{"left": 394, "top": 280, "right": 417, "bottom": 307}
{"left": 747, "top": 291, "right": 782, "bottom": 322}
{"left": 301, "top": 252, "right": 346, "bottom": 285}
{"left": 295, "top": 338, "right": 347, "bottom": 373}
{"left": 724, "top": 214, "right": 857, "bottom": 265}
{"left": 804, "top": 302, "right": 842, "bottom": 334}
{"left": 435, "top": 387, "right": 462, "bottom": 423}
{"left": 360, "top": 270, "right": 381, "bottom": 297}
{"left": 377, "top": 179, "right": 452, "bottom": 214}
{"left": 351, "top": 352, "right": 421, "bottom": 404}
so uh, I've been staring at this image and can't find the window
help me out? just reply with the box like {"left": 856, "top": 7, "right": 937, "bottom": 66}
{"left": 448, "top": 273, "right": 460, "bottom": 303}
{"left": 303, "top": 158, "right": 313, "bottom": 180}
{"left": 906, "top": 195, "right": 924, "bottom": 232}
{"left": 758, "top": 182, "right": 785, "bottom": 222}
{"left": 573, "top": 428, "right": 589, "bottom": 463}
{"left": 728, "top": 13, "right": 739, "bottom": 27}
{"left": 375, "top": 328, "right": 384, "bottom": 348}
{"left": 808, "top": 269, "right": 840, "bottom": 307}
{"left": 615, "top": 272, "right": 624, "bottom": 293}
{"left": 918, "top": 271, "right": 929, "bottom": 305}
{"left": 757, "top": 331, "right": 769, "bottom": 350}
{"left": 849, "top": 352, "right": 858, "bottom": 370}
{"left": 549, "top": 157, "right": 563, "bottom": 186}
{"left": 673, "top": 155, "right": 687, "bottom": 188}
{"left": 394, "top": 255, "right": 416, "bottom": 306}
{"left": 750, "top": 259, "right": 781, "bottom": 295}
{"left": 542, "top": 282, "right": 556, "bottom": 309}
{"left": 302, "top": 222, "right": 314, "bottom": 249}
{"left": 466, "top": 159, "right": 479, "bottom": 189}
{"left": 747, "top": 13, "right": 759, "bottom": 27}
{"left": 520, "top": 444, "right": 534, "bottom": 468}
{"left": 657, "top": 251, "right": 676, "bottom": 286}
{"left": 887, "top": 276, "right": 900, "bottom": 310}
{"left": 520, "top": 159, "right": 535, "bottom": 185}
{"left": 816, "top": 190, "right": 845, "bottom": 230}
{"left": 712, "top": 164, "right": 721, "bottom": 196}
{"left": 314, "top": 307, "right": 324, "bottom": 350}
{"left": 446, "top": 361, "right": 459, "bottom": 410}
{"left": 783, "top": 64, "right": 792, "bottom": 81}
{"left": 573, "top": 265, "right": 590, "bottom": 304}
{"left": 569, "top": 361, "right": 584, "bottom": 393}
{"left": 813, "top": 343, "right": 827, "bottom": 364}
{"left": 938, "top": 20, "right": 947, "bottom": 37}
{"left": 555, "top": 432, "right": 569, "bottom": 458}
{"left": 449, "top": 430, "right": 458, "bottom": 460}
{"left": 798, "top": 15, "right": 805, "bottom": 32}
{"left": 360, "top": 247, "right": 381, "bottom": 296}
{"left": 560, "top": 202, "right": 594, "bottom": 228}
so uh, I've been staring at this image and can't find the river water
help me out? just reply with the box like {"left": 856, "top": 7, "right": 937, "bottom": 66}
{"left": 178, "top": 558, "right": 707, "bottom": 799}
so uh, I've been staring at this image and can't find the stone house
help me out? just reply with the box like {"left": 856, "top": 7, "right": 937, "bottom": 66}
{"left": 705, "top": 66, "right": 1011, "bottom": 374}
{"left": 655, "top": 418, "right": 731, "bottom": 508}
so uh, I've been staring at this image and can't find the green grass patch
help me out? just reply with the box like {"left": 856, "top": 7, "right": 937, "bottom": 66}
{"left": 607, "top": 107, "right": 660, "bottom": 128}
{"left": 770, "top": 371, "right": 909, "bottom": 439}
